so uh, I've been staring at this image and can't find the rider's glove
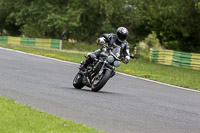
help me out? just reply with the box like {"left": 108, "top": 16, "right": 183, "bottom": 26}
{"left": 122, "top": 56, "right": 130, "bottom": 64}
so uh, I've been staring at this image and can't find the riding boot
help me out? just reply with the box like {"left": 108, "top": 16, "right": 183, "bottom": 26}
{"left": 79, "top": 58, "right": 90, "bottom": 70}
{"left": 79, "top": 53, "right": 96, "bottom": 70}
{"left": 83, "top": 58, "right": 90, "bottom": 68}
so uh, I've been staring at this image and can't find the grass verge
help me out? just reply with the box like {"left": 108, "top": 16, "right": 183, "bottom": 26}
{"left": 0, "top": 97, "right": 103, "bottom": 133}
{"left": 0, "top": 43, "right": 200, "bottom": 91}
{"left": 62, "top": 41, "right": 100, "bottom": 52}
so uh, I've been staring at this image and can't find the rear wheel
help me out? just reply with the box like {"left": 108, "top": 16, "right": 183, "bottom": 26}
{"left": 91, "top": 70, "right": 111, "bottom": 92}
{"left": 73, "top": 72, "right": 84, "bottom": 89}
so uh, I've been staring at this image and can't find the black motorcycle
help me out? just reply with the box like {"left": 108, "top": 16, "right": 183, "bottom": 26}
{"left": 73, "top": 43, "right": 134, "bottom": 92}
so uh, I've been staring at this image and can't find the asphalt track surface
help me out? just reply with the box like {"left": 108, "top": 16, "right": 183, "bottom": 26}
{"left": 0, "top": 47, "right": 200, "bottom": 133}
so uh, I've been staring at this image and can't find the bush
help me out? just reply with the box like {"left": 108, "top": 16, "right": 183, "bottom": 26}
{"left": 135, "top": 32, "right": 161, "bottom": 60}
{"left": 136, "top": 42, "right": 149, "bottom": 60}
{"left": 144, "top": 31, "right": 161, "bottom": 50}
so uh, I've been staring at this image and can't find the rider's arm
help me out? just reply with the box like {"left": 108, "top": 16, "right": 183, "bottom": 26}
{"left": 98, "top": 34, "right": 114, "bottom": 49}
{"left": 122, "top": 43, "right": 130, "bottom": 64}
{"left": 98, "top": 33, "right": 112, "bottom": 45}
{"left": 98, "top": 37, "right": 106, "bottom": 45}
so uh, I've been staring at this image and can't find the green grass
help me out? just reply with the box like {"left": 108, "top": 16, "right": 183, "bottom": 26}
{"left": 0, "top": 43, "right": 200, "bottom": 91}
{"left": 116, "top": 60, "right": 200, "bottom": 90}
{"left": 62, "top": 41, "right": 100, "bottom": 52}
{"left": 0, "top": 97, "right": 104, "bottom": 133}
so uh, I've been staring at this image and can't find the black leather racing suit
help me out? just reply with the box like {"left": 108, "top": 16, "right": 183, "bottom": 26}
{"left": 82, "top": 33, "right": 130, "bottom": 69}
{"left": 93, "top": 33, "right": 130, "bottom": 63}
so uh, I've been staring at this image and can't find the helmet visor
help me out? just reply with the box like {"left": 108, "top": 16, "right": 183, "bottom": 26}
{"left": 117, "top": 32, "right": 127, "bottom": 41}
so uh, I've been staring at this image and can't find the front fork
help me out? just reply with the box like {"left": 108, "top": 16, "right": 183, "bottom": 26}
{"left": 82, "top": 60, "right": 115, "bottom": 86}
{"left": 98, "top": 61, "right": 115, "bottom": 78}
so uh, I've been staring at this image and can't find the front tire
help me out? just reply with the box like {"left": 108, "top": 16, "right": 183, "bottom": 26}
{"left": 73, "top": 72, "right": 85, "bottom": 89}
{"left": 91, "top": 70, "right": 111, "bottom": 92}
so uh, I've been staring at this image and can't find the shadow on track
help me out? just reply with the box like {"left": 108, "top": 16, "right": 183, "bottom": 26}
{"left": 61, "top": 86, "right": 119, "bottom": 95}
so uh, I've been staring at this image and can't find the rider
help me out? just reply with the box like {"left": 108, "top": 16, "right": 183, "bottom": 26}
{"left": 80, "top": 27, "right": 130, "bottom": 69}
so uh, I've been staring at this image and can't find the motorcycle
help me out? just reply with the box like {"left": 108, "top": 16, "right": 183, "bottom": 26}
{"left": 73, "top": 43, "right": 135, "bottom": 92}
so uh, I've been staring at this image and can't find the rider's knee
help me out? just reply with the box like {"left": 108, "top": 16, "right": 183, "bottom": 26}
{"left": 87, "top": 53, "right": 97, "bottom": 61}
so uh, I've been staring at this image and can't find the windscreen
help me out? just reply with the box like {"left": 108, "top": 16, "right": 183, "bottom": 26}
{"left": 112, "top": 47, "right": 121, "bottom": 58}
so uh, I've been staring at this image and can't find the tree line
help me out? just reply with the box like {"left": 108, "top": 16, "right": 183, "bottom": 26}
{"left": 0, "top": 0, "right": 200, "bottom": 52}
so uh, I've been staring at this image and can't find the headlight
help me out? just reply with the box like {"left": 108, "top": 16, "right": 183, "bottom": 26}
{"left": 114, "top": 61, "right": 120, "bottom": 67}
{"left": 107, "top": 55, "right": 114, "bottom": 63}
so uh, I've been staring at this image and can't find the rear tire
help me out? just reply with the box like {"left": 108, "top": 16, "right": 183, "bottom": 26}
{"left": 73, "top": 72, "right": 85, "bottom": 89}
{"left": 91, "top": 70, "right": 111, "bottom": 92}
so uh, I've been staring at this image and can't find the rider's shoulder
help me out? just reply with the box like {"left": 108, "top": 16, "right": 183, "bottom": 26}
{"left": 122, "top": 40, "right": 129, "bottom": 45}
{"left": 103, "top": 33, "right": 115, "bottom": 40}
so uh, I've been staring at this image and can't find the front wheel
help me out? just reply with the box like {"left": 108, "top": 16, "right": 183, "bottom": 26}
{"left": 91, "top": 70, "right": 111, "bottom": 92}
{"left": 73, "top": 72, "right": 85, "bottom": 89}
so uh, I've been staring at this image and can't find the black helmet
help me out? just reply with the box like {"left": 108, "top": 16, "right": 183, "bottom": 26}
{"left": 116, "top": 27, "right": 128, "bottom": 42}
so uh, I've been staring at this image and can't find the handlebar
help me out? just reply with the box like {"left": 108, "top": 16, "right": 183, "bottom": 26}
{"left": 101, "top": 43, "right": 135, "bottom": 61}
{"left": 102, "top": 43, "right": 111, "bottom": 50}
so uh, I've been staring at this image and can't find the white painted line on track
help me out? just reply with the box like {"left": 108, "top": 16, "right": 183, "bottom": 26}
{"left": 1, "top": 46, "right": 199, "bottom": 93}
{"left": 116, "top": 72, "right": 200, "bottom": 93}
{"left": 0, "top": 47, "right": 78, "bottom": 65}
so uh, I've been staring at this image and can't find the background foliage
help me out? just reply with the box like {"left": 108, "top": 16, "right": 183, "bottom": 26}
{"left": 0, "top": 0, "right": 200, "bottom": 52}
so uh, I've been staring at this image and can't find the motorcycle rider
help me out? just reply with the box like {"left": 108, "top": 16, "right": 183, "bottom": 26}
{"left": 80, "top": 27, "right": 130, "bottom": 69}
